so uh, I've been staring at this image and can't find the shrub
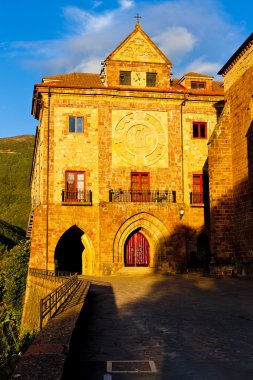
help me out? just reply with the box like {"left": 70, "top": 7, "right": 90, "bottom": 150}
{"left": 2, "top": 240, "right": 30, "bottom": 324}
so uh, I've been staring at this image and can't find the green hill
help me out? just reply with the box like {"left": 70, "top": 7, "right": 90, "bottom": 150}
{"left": 0, "top": 135, "right": 34, "bottom": 234}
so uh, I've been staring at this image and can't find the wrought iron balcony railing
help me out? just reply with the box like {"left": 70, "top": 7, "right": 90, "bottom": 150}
{"left": 62, "top": 190, "right": 92, "bottom": 204}
{"left": 109, "top": 189, "right": 176, "bottom": 203}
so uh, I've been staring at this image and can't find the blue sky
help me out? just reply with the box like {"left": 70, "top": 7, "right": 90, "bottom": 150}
{"left": 0, "top": 0, "right": 252, "bottom": 138}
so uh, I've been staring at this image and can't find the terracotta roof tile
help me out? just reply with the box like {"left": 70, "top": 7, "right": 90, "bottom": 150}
{"left": 170, "top": 78, "right": 186, "bottom": 90}
{"left": 183, "top": 72, "right": 213, "bottom": 78}
{"left": 172, "top": 78, "right": 223, "bottom": 94}
{"left": 212, "top": 81, "right": 224, "bottom": 92}
{"left": 41, "top": 73, "right": 105, "bottom": 88}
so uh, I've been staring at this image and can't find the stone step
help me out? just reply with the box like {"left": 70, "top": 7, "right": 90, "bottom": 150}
{"left": 115, "top": 267, "right": 156, "bottom": 275}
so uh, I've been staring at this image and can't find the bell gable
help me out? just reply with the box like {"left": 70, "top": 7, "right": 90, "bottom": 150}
{"left": 102, "top": 23, "right": 172, "bottom": 89}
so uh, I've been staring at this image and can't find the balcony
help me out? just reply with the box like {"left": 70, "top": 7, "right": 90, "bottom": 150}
{"left": 62, "top": 190, "right": 92, "bottom": 205}
{"left": 109, "top": 189, "right": 176, "bottom": 203}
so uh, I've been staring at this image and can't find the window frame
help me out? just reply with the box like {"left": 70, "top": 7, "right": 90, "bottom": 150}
{"left": 65, "top": 170, "right": 85, "bottom": 202}
{"left": 192, "top": 122, "right": 207, "bottom": 139}
{"left": 190, "top": 81, "right": 206, "bottom": 89}
{"left": 192, "top": 174, "right": 204, "bottom": 204}
{"left": 146, "top": 72, "right": 157, "bottom": 87}
{"left": 131, "top": 172, "right": 150, "bottom": 202}
{"left": 68, "top": 116, "right": 84, "bottom": 133}
{"left": 119, "top": 71, "right": 131, "bottom": 85}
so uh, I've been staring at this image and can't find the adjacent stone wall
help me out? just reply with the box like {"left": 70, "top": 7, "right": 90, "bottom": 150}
{"left": 208, "top": 35, "right": 253, "bottom": 268}
{"left": 21, "top": 274, "right": 66, "bottom": 334}
{"left": 208, "top": 104, "right": 235, "bottom": 262}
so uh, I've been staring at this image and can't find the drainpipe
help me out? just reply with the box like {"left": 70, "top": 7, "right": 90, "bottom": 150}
{"left": 46, "top": 87, "right": 51, "bottom": 272}
{"left": 180, "top": 96, "right": 186, "bottom": 203}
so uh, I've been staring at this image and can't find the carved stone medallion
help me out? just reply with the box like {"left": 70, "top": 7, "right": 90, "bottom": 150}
{"left": 113, "top": 112, "right": 166, "bottom": 166}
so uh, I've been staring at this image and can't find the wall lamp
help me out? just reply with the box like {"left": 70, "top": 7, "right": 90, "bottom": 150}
{"left": 179, "top": 208, "right": 185, "bottom": 219}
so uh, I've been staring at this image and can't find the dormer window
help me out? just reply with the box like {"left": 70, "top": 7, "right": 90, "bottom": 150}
{"left": 191, "top": 81, "right": 206, "bottom": 89}
{"left": 120, "top": 71, "right": 131, "bottom": 85}
{"left": 146, "top": 73, "right": 157, "bottom": 87}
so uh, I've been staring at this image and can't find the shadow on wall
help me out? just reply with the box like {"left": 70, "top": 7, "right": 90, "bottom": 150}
{"left": 247, "top": 121, "right": 253, "bottom": 195}
{"left": 54, "top": 225, "right": 84, "bottom": 274}
{"left": 155, "top": 224, "right": 210, "bottom": 273}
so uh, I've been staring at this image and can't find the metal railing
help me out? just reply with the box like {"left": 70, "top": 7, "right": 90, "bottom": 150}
{"left": 62, "top": 189, "right": 92, "bottom": 204}
{"left": 30, "top": 268, "right": 76, "bottom": 281}
{"left": 109, "top": 189, "right": 176, "bottom": 203}
{"left": 40, "top": 273, "right": 79, "bottom": 330}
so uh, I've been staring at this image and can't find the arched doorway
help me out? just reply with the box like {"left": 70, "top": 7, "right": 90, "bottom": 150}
{"left": 54, "top": 225, "right": 84, "bottom": 274}
{"left": 124, "top": 230, "right": 150, "bottom": 267}
{"left": 113, "top": 212, "right": 169, "bottom": 269}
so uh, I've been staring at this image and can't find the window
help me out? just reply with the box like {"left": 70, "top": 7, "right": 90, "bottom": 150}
{"left": 193, "top": 122, "right": 207, "bottom": 139}
{"left": 69, "top": 116, "right": 83, "bottom": 133}
{"left": 146, "top": 72, "right": 157, "bottom": 87}
{"left": 65, "top": 171, "right": 85, "bottom": 202}
{"left": 192, "top": 174, "right": 203, "bottom": 204}
{"left": 131, "top": 172, "right": 150, "bottom": 201}
{"left": 191, "top": 81, "right": 206, "bottom": 89}
{"left": 119, "top": 71, "right": 131, "bottom": 85}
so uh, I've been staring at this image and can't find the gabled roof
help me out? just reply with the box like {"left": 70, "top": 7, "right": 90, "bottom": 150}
{"left": 41, "top": 73, "right": 105, "bottom": 88}
{"left": 174, "top": 78, "right": 223, "bottom": 94}
{"left": 104, "top": 23, "right": 172, "bottom": 66}
{"left": 183, "top": 72, "right": 214, "bottom": 78}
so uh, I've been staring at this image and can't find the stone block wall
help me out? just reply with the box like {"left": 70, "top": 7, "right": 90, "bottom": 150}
{"left": 29, "top": 85, "right": 223, "bottom": 275}
{"left": 208, "top": 35, "right": 253, "bottom": 266}
{"left": 208, "top": 104, "right": 235, "bottom": 262}
{"left": 21, "top": 274, "right": 65, "bottom": 334}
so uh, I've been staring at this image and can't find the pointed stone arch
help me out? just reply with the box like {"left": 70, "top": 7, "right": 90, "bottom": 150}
{"left": 113, "top": 212, "right": 169, "bottom": 268}
{"left": 54, "top": 225, "right": 95, "bottom": 275}
{"left": 81, "top": 232, "right": 95, "bottom": 275}
{"left": 54, "top": 225, "right": 84, "bottom": 274}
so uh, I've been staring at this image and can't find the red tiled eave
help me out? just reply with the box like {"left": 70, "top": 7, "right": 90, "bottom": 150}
{"left": 34, "top": 82, "right": 223, "bottom": 95}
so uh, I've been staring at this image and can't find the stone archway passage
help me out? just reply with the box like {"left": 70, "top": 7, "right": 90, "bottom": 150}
{"left": 125, "top": 231, "right": 150, "bottom": 267}
{"left": 54, "top": 225, "right": 84, "bottom": 274}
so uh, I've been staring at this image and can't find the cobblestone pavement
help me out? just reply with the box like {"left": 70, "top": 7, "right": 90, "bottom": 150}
{"left": 62, "top": 272, "right": 253, "bottom": 380}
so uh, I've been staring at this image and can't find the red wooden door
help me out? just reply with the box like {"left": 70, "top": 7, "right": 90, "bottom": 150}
{"left": 125, "top": 232, "right": 149, "bottom": 267}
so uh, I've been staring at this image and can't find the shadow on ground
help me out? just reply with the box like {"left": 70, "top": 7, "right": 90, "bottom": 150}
{"left": 62, "top": 274, "right": 253, "bottom": 380}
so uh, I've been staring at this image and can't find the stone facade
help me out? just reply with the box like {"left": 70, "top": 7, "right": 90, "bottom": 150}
{"left": 28, "top": 23, "right": 224, "bottom": 275}
{"left": 209, "top": 34, "right": 253, "bottom": 273}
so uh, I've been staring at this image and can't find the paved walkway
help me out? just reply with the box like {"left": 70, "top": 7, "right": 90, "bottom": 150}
{"left": 62, "top": 272, "right": 253, "bottom": 380}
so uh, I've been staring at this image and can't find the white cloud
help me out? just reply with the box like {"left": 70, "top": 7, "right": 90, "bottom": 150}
{"left": 118, "top": 0, "right": 135, "bottom": 9}
{"left": 153, "top": 27, "right": 197, "bottom": 62}
{"left": 72, "top": 57, "right": 102, "bottom": 73}
{"left": 92, "top": 1, "right": 102, "bottom": 9}
{"left": 3, "top": 0, "right": 246, "bottom": 78}
{"left": 63, "top": 6, "right": 114, "bottom": 33}
{"left": 184, "top": 58, "right": 221, "bottom": 77}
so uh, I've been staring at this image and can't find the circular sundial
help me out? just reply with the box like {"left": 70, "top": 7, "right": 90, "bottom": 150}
{"left": 114, "top": 112, "right": 166, "bottom": 166}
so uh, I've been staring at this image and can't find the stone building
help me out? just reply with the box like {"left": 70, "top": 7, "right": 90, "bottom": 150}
{"left": 28, "top": 22, "right": 224, "bottom": 275}
{"left": 208, "top": 33, "right": 253, "bottom": 275}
